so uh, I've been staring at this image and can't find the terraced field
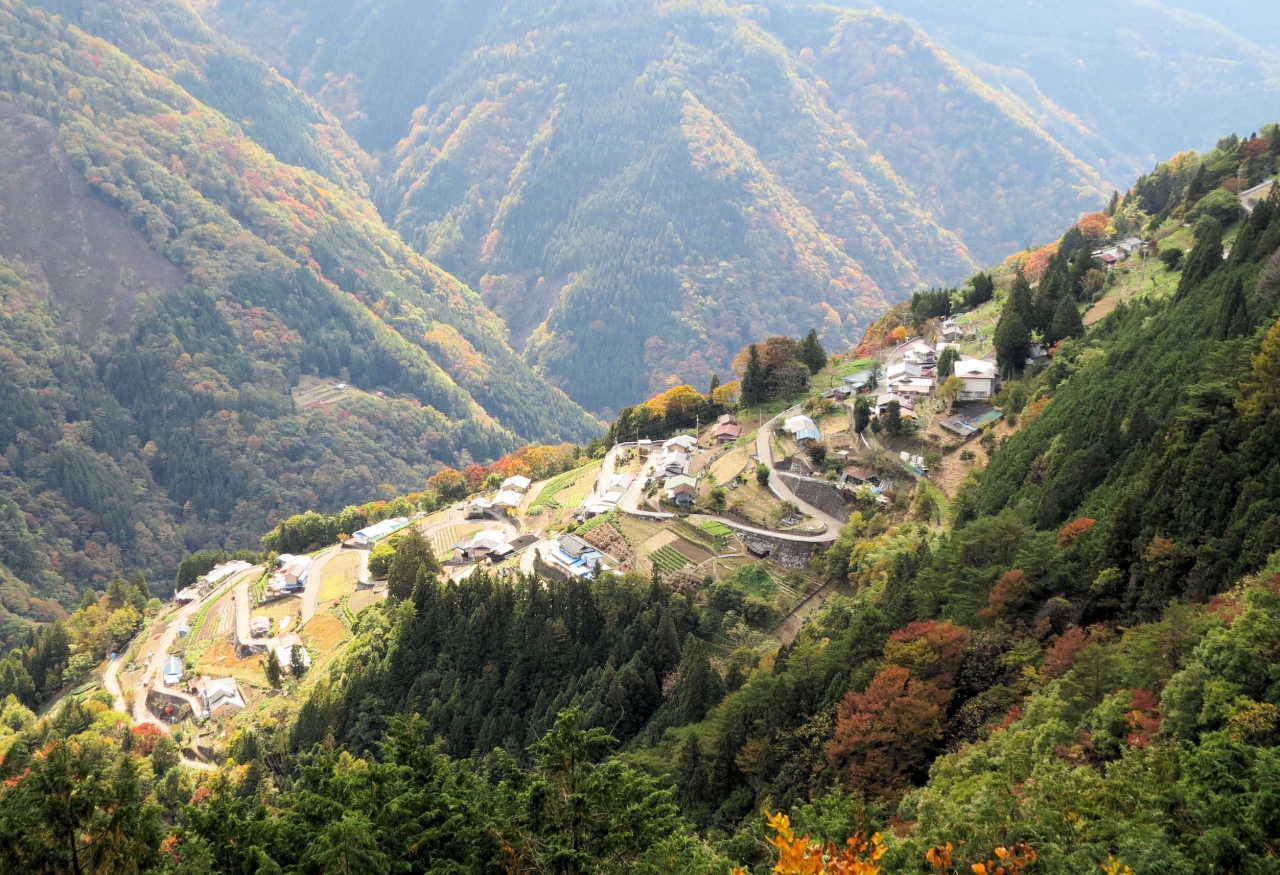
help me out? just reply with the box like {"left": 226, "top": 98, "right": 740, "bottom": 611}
{"left": 197, "top": 594, "right": 234, "bottom": 642}
{"left": 526, "top": 463, "right": 600, "bottom": 516}
{"left": 318, "top": 551, "right": 362, "bottom": 602}
{"left": 648, "top": 545, "right": 692, "bottom": 575}
{"left": 693, "top": 519, "right": 735, "bottom": 550}
{"left": 429, "top": 524, "right": 483, "bottom": 558}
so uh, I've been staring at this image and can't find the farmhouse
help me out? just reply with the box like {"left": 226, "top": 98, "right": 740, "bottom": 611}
{"left": 193, "top": 676, "right": 245, "bottom": 720}
{"left": 953, "top": 359, "right": 999, "bottom": 401}
{"left": 544, "top": 534, "right": 610, "bottom": 580}
{"left": 664, "top": 474, "right": 698, "bottom": 506}
{"left": 454, "top": 529, "right": 508, "bottom": 561}
{"left": 500, "top": 475, "right": 532, "bottom": 493}
{"left": 348, "top": 517, "right": 410, "bottom": 549}
{"left": 783, "top": 414, "right": 821, "bottom": 444}
{"left": 713, "top": 414, "right": 743, "bottom": 443}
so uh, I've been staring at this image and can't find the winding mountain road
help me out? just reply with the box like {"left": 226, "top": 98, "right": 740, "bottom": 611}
{"left": 754, "top": 406, "right": 844, "bottom": 541}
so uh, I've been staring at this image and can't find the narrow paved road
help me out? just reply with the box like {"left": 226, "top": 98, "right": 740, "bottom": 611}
{"left": 301, "top": 544, "right": 343, "bottom": 624}
{"left": 754, "top": 407, "right": 844, "bottom": 539}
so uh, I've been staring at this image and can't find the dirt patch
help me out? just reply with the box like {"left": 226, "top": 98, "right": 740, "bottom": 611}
{"left": 349, "top": 589, "right": 384, "bottom": 613}
{"left": 642, "top": 530, "right": 679, "bottom": 552}
{"left": 303, "top": 613, "right": 348, "bottom": 652}
{"left": 668, "top": 536, "right": 713, "bottom": 565}
{"left": 1084, "top": 291, "right": 1126, "bottom": 326}
{"left": 194, "top": 639, "right": 263, "bottom": 688}
{"left": 710, "top": 446, "right": 752, "bottom": 483}
{"left": 254, "top": 596, "right": 301, "bottom": 623}
{"left": 929, "top": 417, "right": 1020, "bottom": 498}
{"left": 0, "top": 102, "right": 185, "bottom": 338}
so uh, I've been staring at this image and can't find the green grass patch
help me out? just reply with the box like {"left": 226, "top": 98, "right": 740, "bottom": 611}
{"left": 727, "top": 563, "right": 777, "bottom": 600}
{"left": 578, "top": 510, "right": 618, "bottom": 534}
{"left": 690, "top": 519, "right": 734, "bottom": 550}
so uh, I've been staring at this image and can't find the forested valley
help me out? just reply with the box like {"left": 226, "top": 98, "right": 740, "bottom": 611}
{"left": 3, "top": 123, "right": 1280, "bottom": 875}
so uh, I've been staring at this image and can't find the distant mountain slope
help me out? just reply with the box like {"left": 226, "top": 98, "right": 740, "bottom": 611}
{"left": 766, "top": 6, "right": 1106, "bottom": 263}
{"left": 200, "top": 0, "right": 1113, "bottom": 410}
{"left": 860, "top": 0, "right": 1280, "bottom": 176}
{"left": 0, "top": 0, "right": 600, "bottom": 631}
{"left": 384, "top": 0, "right": 993, "bottom": 410}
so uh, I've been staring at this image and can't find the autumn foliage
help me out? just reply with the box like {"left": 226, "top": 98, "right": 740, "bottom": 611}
{"left": 735, "top": 811, "right": 886, "bottom": 875}
{"left": 826, "top": 664, "right": 950, "bottom": 800}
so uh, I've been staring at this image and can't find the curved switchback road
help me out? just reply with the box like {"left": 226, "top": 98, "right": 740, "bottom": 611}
{"left": 753, "top": 407, "right": 844, "bottom": 542}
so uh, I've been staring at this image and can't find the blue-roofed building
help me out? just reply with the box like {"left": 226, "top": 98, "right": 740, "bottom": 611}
{"left": 546, "top": 533, "right": 610, "bottom": 580}
{"left": 784, "top": 414, "right": 821, "bottom": 445}
{"left": 162, "top": 656, "right": 183, "bottom": 687}
{"left": 843, "top": 370, "right": 874, "bottom": 392}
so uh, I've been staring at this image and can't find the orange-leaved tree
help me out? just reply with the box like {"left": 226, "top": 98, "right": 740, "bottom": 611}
{"left": 738, "top": 812, "right": 1039, "bottom": 875}
{"left": 734, "top": 810, "right": 886, "bottom": 875}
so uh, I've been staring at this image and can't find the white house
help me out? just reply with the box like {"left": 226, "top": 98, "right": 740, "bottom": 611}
{"left": 194, "top": 676, "right": 245, "bottom": 719}
{"left": 903, "top": 340, "right": 938, "bottom": 366}
{"left": 953, "top": 359, "right": 998, "bottom": 401}
{"left": 501, "top": 475, "right": 532, "bottom": 493}
{"left": 348, "top": 517, "right": 410, "bottom": 549}
{"left": 492, "top": 489, "right": 524, "bottom": 509}
{"left": 663, "top": 434, "right": 698, "bottom": 453}
{"left": 455, "top": 529, "right": 508, "bottom": 561}
{"left": 783, "top": 414, "right": 821, "bottom": 444}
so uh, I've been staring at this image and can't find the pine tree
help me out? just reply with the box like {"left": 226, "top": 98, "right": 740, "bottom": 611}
{"left": 1104, "top": 190, "right": 1120, "bottom": 217}
{"left": 387, "top": 525, "right": 440, "bottom": 600}
{"left": 671, "top": 638, "right": 724, "bottom": 726}
{"left": 709, "top": 373, "right": 720, "bottom": 396}
{"left": 1033, "top": 253, "right": 1069, "bottom": 331}
{"left": 1048, "top": 296, "right": 1085, "bottom": 345}
{"left": 1006, "top": 272, "right": 1034, "bottom": 326}
{"left": 800, "top": 329, "right": 827, "bottom": 374}
{"left": 741, "top": 343, "right": 766, "bottom": 406}
{"left": 936, "top": 347, "right": 959, "bottom": 379}
{"left": 290, "top": 644, "right": 308, "bottom": 679}
{"left": 994, "top": 309, "right": 1031, "bottom": 375}
{"left": 1213, "top": 275, "right": 1249, "bottom": 341}
{"left": 965, "top": 272, "right": 995, "bottom": 308}
{"left": 883, "top": 401, "right": 903, "bottom": 437}
{"left": 1177, "top": 227, "right": 1224, "bottom": 301}
{"left": 264, "top": 648, "right": 282, "bottom": 688}
{"left": 853, "top": 396, "right": 871, "bottom": 434}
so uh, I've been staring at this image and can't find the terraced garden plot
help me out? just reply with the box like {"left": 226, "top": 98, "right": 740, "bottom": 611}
{"left": 648, "top": 545, "right": 692, "bottom": 575}
{"left": 693, "top": 519, "right": 735, "bottom": 550}
{"left": 197, "top": 594, "right": 234, "bottom": 642}
{"left": 528, "top": 464, "right": 599, "bottom": 512}
{"left": 668, "top": 536, "right": 713, "bottom": 565}
{"left": 710, "top": 445, "right": 752, "bottom": 483}
{"left": 318, "top": 551, "right": 362, "bottom": 602}
{"left": 349, "top": 589, "right": 384, "bottom": 613}
{"left": 304, "top": 614, "right": 348, "bottom": 652}
{"left": 429, "top": 523, "right": 483, "bottom": 557}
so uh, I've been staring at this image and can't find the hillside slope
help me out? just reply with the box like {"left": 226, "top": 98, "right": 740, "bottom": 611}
{"left": 194, "top": 0, "right": 1116, "bottom": 411}
{"left": 864, "top": 0, "right": 1280, "bottom": 176}
{"left": 0, "top": 0, "right": 600, "bottom": 632}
